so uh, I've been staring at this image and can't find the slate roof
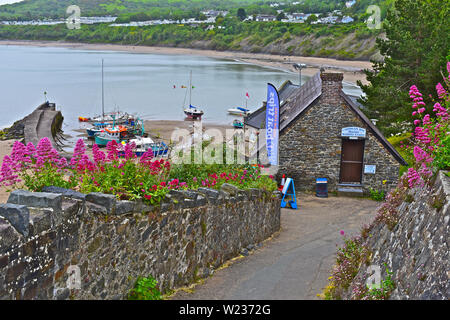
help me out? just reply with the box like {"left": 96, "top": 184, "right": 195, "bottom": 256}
{"left": 245, "top": 72, "right": 407, "bottom": 166}
{"left": 244, "top": 80, "right": 299, "bottom": 129}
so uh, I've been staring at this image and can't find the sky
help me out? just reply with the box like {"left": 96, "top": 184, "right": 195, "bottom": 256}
{"left": 0, "top": 0, "right": 24, "bottom": 5}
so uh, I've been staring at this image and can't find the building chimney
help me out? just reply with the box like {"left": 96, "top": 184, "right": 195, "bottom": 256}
{"left": 320, "top": 72, "right": 344, "bottom": 105}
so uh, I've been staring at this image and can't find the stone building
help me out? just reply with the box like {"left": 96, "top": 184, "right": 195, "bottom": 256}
{"left": 245, "top": 72, "right": 407, "bottom": 196}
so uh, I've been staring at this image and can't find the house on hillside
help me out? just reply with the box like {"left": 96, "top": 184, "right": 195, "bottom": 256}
{"left": 255, "top": 15, "right": 277, "bottom": 22}
{"left": 244, "top": 72, "right": 407, "bottom": 196}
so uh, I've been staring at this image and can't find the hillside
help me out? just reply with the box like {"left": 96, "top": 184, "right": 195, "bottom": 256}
{"left": 0, "top": 20, "right": 382, "bottom": 61}
{"left": 0, "top": 0, "right": 392, "bottom": 20}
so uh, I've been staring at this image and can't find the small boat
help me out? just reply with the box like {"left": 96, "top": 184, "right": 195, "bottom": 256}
{"left": 228, "top": 107, "right": 250, "bottom": 116}
{"left": 233, "top": 119, "right": 244, "bottom": 129}
{"left": 86, "top": 122, "right": 110, "bottom": 138}
{"left": 119, "top": 137, "right": 169, "bottom": 157}
{"left": 94, "top": 125, "right": 127, "bottom": 147}
{"left": 184, "top": 105, "right": 204, "bottom": 120}
{"left": 150, "top": 142, "right": 169, "bottom": 157}
{"left": 182, "top": 71, "right": 204, "bottom": 120}
{"left": 79, "top": 116, "right": 90, "bottom": 122}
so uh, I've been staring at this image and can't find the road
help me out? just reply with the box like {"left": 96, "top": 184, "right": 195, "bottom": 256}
{"left": 170, "top": 194, "right": 378, "bottom": 300}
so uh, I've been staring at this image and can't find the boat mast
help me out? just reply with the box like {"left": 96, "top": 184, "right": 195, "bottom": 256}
{"left": 189, "top": 70, "right": 192, "bottom": 107}
{"left": 102, "top": 59, "right": 105, "bottom": 121}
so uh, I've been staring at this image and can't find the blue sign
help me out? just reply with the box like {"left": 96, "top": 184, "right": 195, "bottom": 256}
{"left": 266, "top": 83, "right": 280, "bottom": 165}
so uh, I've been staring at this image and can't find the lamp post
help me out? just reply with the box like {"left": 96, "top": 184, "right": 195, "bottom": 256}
{"left": 293, "top": 63, "right": 307, "bottom": 86}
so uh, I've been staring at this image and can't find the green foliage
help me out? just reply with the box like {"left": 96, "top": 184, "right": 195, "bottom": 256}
{"left": 433, "top": 133, "right": 450, "bottom": 170}
{"left": 369, "top": 188, "right": 385, "bottom": 201}
{"left": 236, "top": 8, "right": 246, "bottom": 21}
{"left": 358, "top": 0, "right": 450, "bottom": 135}
{"left": 128, "top": 276, "right": 162, "bottom": 300}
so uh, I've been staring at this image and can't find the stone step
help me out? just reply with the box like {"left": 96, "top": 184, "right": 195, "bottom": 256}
{"left": 337, "top": 187, "right": 364, "bottom": 198}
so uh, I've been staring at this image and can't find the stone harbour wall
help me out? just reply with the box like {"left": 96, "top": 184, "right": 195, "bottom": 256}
{"left": 345, "top": 171, "right": 449, "bottom": 299}
{"left": 0, "top": 184, "right": 281, "bottom": 300}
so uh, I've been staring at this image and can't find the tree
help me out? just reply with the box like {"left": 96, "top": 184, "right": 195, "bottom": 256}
{"left": 358, "top": 0, "right": 450, "bottom": 135}
{"left": 276, "top": 12, "right": 286, "bottom": 21}
{"left": 305, "top": 14, "right": 318, "bottom": 24}
{"left": 237, "top": 8, "right": 247, "bottom": 21}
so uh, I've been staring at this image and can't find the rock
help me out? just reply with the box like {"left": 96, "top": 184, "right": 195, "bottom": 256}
{"left": 0, "top": 204, "right": 30, "bottom": 237}
{"left": 115, "top": 201, "right": 135, "bottom": 216}
{"left": 220, "top": 183, "right": 239, "bottom": 196}
{"left": 0, "top": 217, "right": 22, "bottom": 254}
{"left": 85, "top": 193, "right": 116, "bottom": 214}
{"left": 55, "top": 288, "right": 70, "bottom": 300}
{"left": 7, "top": 190, "right": 62, "bottom": 213}
{"left": 240, "top": 248, "right": 249, "bottom": 257}
{"left": 247, "top": 244, "right": 255, "bottom": 251}
{"left": 28, "top": 208, "right": 53, "bottom": 235}
{"left": 42, "top": 186, "right": 86, "bottom": 201}
{"left": 197, "top": 188, "right": 220, "bottom": 203}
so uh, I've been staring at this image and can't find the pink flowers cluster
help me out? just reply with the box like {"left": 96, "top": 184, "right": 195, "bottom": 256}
{"left": 0, "top": 137, "right": 66, "bottom": 187}
{"left": 409, "top": 85, "right": 426, "bottom": 114}
{"left": 408, "top": 67, "right": 449, "bottom": 188}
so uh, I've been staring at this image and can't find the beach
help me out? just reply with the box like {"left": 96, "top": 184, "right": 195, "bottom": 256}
{"left": 0, "top": 40, "right": 371, "bottom": 85}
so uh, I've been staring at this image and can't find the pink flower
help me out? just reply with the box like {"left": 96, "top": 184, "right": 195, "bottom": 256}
{"left": 340, "top": 230, "right": 345, "bottom": 236}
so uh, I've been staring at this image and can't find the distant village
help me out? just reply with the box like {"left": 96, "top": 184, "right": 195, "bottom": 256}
{"left": 0, "top": 1, "right": 357, "bottom": 27}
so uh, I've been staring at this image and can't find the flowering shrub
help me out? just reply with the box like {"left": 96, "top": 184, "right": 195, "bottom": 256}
{"left": 405, "top": 63, "right": 450, "bottom": 187}
{"left": 0, "top": 138, "right": 277, "bottom": 205}
{"left": 328, "top": 235, "right": 371, "bottom": 299}
{"left": 350, "top": 265, "right": 395, "bottom": 300}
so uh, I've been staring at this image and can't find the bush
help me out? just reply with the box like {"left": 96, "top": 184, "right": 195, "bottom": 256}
{"left": 0, "top": 138, "right": 277, "bottom": 206}
{"left": 128, "top": 276, "right": 162, "bottom": 300}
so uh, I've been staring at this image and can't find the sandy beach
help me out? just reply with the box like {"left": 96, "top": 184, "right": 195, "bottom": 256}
{"left": 0, "top": 40, "right": 371, "bottom": 85}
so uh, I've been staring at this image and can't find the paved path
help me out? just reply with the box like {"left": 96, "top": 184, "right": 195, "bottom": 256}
{"left": 171, "top": 194, "right": 378, "bottom": 300}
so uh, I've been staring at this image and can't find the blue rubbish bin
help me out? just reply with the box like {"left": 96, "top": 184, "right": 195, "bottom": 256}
{"left": 316, "top": 178, "right": 328, "bottom": 198}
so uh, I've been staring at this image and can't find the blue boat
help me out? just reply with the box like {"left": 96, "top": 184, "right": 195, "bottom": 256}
{"left": 118, "top": 137, "right": 169, "bottom": 157}
{"left": 86, "top": 122, "right": 110, "bottom": 137}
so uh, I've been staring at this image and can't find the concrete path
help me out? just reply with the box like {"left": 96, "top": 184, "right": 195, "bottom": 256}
{"left": 170, "top": 194, "right": 379, "bottom": 300}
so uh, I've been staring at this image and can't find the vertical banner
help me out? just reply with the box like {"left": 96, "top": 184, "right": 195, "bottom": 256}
{"left": 266, "top": 83, "right": 280, "bottom": 166}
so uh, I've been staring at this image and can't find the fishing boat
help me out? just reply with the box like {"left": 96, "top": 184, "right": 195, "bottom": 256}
{"left": 232, "top": 119, "right": 244, "bottom": 129}
{"left": 94, "top": 126, "right": 127, "bottom": 146}
{"left": 120, "top": 136, "right": 169, "bottom": 157}
{"left": 183, "top": 71, "right": 204, "bottom": 120}
{"left": 228, "top": 107, "right": 250, "bottom": 116}
{"left": 86, "top": 122, "right": 110, "bottom": 138}
{"left": 94, "top": 114, "right": 128, "bottom": 146}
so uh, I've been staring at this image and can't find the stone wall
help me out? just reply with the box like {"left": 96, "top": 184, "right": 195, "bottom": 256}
{"left": 0, "top": 185, "right": 281, "bottom": 300}
{"left": 279, "top": 87, "right": 400, "bottom": 194}
{"left": 345, "top": 171, "right": 449, "bottom": 299}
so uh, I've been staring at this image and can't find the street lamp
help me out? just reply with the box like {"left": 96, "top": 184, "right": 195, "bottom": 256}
{"left": 293, "top": 63, "right": 307, "bottom": 86}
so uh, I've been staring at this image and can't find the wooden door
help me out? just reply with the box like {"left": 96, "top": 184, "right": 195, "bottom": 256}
{"left": 340, "top": 139, "right": 364, "bottom": 183}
